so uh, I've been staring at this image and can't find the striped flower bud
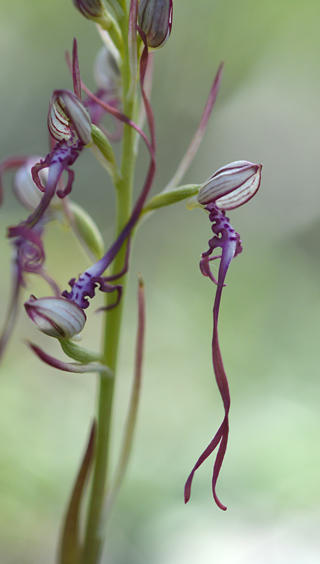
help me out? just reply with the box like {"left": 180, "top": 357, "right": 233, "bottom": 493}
{"left": 138, "top": 0, "right": 173, "bottom": 49}
{"left": 72, "top": 0, "right": 104, "bottom": 19}
{"left": 197, "top": 161, "right": 262, "bottom": 210}
{"left": 48, "top": 90, "right": 92, "bottom": 145}
{"left": 13, "top": 157, "right": 49, "bottom": 211}
{"left": 25, "top": 295, "right": 86, "bottom": 339}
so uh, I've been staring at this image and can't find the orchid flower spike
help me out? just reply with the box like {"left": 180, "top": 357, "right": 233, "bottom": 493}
{"left": 185, "top": 160, "right": 262, "bottom": 510}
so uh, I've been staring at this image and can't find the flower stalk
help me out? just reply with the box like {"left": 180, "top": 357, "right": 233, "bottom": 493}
{"left": 81, "top": 8, "right": 142, "bottom": 563}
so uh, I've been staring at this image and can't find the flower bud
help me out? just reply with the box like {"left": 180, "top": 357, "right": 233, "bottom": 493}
{"left": 48, "top": 90, "right": 93, "bottom": 145}
{"left": 138, "top": 0, "right": 173, "bottom": 49}
{"left": 13, "top": 157, "right": 49, "bottom": 211}
{"left": 72, "top": 0, "right": 104, "bottom": 19}
{"left": 25, "top": 295, "right": 86, "bottom": 339}
{"left": 94, "top": 45, "right": 121, "bottom": 92}
{"left": 197, "top": 160, "right": 262, "bottom": 210}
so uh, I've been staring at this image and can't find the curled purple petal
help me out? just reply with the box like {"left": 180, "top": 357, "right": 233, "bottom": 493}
{"left": 8, "top": 140, "right": 83, "bottom": 235}
{"left": 185, "top": 203, "right": 243, "bottom": 509}
{"left": 62, "top": 274, "right": 121, "bottom": 311}
{"left": 14, "top": 226, "right": 45, "bottom": 274}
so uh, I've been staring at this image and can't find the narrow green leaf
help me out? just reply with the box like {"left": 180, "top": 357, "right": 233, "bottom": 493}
{"left": 142, "top": 184, "right": 200, "bottom": 213}
{"left": 58, "top": 422, "right": 96, "bottom": 564}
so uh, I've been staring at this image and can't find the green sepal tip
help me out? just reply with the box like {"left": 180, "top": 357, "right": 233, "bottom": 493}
{"left": 142, "top": 184, "right": 200, "bottom": 213}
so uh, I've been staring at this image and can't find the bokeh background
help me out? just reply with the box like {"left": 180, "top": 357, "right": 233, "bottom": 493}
{"left": 1, "top": 0, "right": 320, "bottom": 562}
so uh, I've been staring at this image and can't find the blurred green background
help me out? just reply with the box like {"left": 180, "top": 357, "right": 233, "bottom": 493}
{"left": 1, "top": 0, "right": 320, "bottom": 562}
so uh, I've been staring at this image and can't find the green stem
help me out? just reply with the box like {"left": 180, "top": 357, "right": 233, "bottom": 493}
{"left": 81, "top": 12, "right": 137, "bottom": 564}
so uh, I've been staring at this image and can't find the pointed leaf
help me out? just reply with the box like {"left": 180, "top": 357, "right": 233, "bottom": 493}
{"left": 58, "top": 421, "right": 96, "bottom": 564}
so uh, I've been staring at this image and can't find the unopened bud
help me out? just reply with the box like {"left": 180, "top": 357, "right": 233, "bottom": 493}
{"left": 138, "top": 0, "right": 173, "bottom": 49}
{"left": 13, "top": 157, "right": 49, "bottom": 211}
{"left": 72, "top": 0, "right": 104, "bottom": 19}
{"left": 25, "top": 295, "right": 86, "bottom": 339}
{"left": 48, "top": 90, "right": 93, "bottom": 145}
{"left": 197, "top": 160, "right": 262, "bottom": 210}
{"left": 72, "top": 0, "right": 122, "bottom": 51}
{"left": 94, "top": 45, "right": 121, "bottom": 92}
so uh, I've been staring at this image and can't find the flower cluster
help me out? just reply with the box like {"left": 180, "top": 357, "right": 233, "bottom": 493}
{"left": 0, "top": 38, "right": 123, "bottom": 360}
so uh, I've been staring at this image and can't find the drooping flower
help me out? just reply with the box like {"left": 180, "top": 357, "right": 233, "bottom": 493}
{"left": 7, "top": 43, "right": 93, "bottom": 242}
{"left": 185, "top": 161, "right": 262, "bottom": 510}
{"left": 0, "top": 158, "right": 60, "bottom": 362}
